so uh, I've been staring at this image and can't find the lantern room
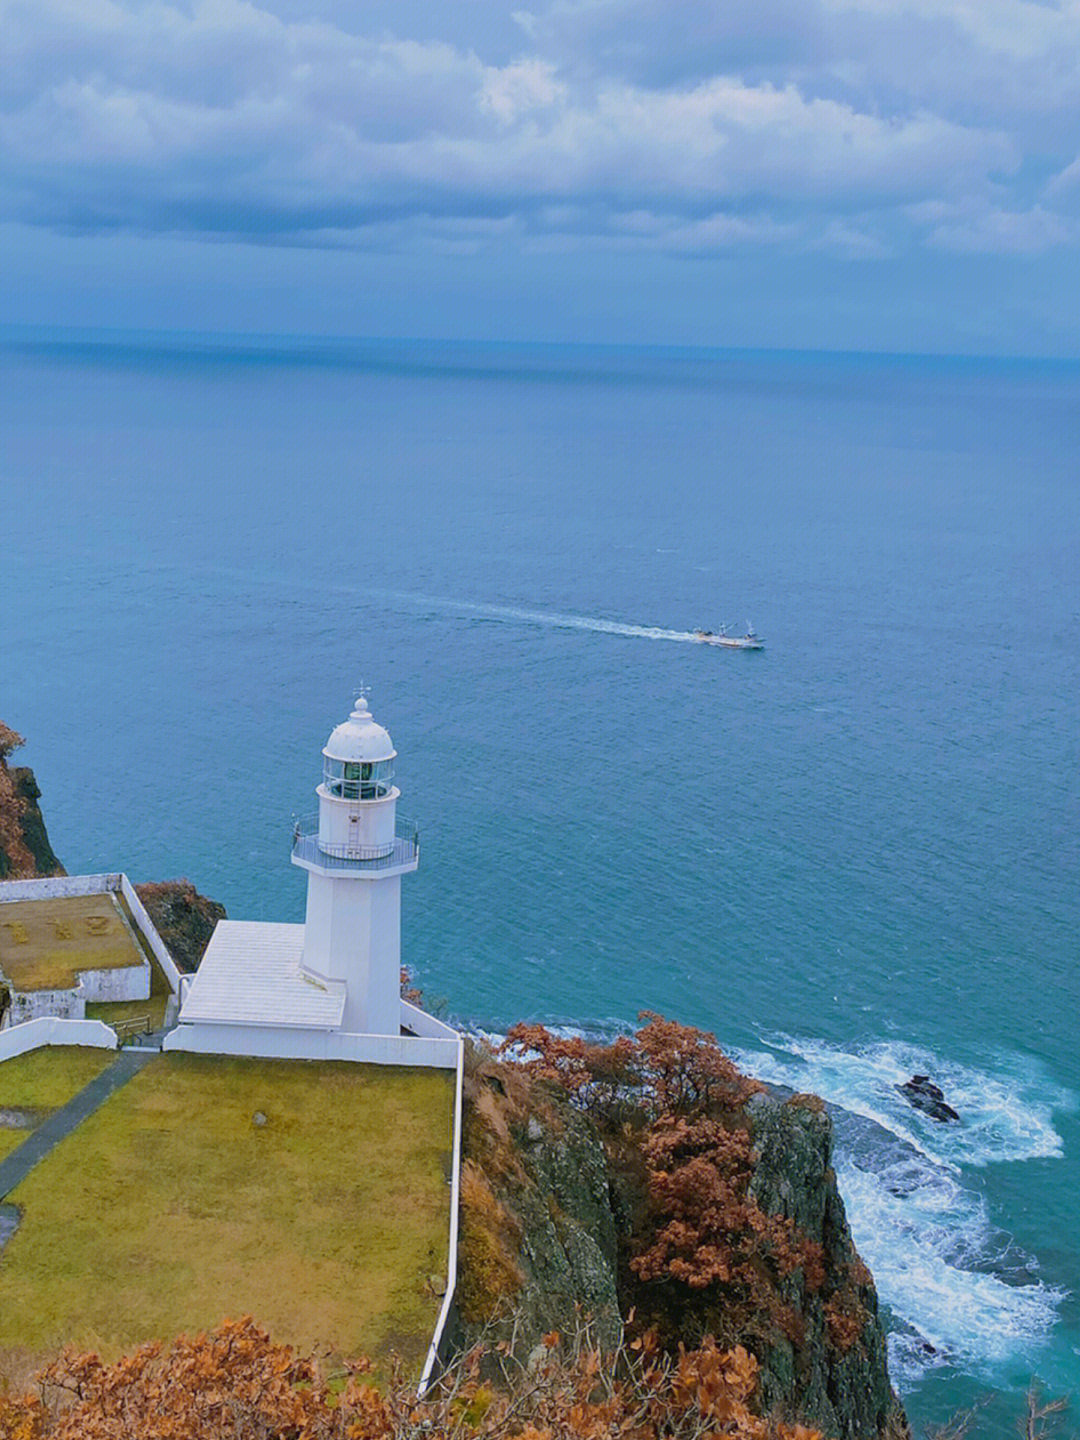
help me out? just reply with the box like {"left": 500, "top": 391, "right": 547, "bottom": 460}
{"left": 321, "top": 696, "right": 396, "bottom": 801}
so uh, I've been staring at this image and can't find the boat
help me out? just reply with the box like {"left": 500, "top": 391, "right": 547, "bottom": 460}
{"left": 692, "top": 622, "right": 764, "bottom": 650}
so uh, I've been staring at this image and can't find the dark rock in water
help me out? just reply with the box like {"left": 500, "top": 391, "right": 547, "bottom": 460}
{"left": 897, "top": 1075, "right": 960, "bottom": 1123}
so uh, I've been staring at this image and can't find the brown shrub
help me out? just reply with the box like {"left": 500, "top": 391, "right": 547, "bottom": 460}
{"left": 456, "top": 1161, "right": 524, "bottom": 1323}
{"left": 0, "top": 1316, "right": 826, "bottom": 1440}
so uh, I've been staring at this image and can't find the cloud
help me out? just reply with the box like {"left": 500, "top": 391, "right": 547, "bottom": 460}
{"left": 915, "top": 200, "right": 1077, "bottom": 254}
{"left": 0, "top": 0, "right": 1075, "bottom": 258}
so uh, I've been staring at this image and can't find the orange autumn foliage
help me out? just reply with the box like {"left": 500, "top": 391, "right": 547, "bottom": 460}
{"left": 0, "top": 1316, "right": 823, "bottom": 1440}
{"left": 500, "top": 1014, "right": 823, "bottom": 1308}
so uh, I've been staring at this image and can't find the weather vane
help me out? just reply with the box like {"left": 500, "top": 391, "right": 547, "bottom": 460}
{"left": 354, "top": 679, "right": 371, "bottom": 706}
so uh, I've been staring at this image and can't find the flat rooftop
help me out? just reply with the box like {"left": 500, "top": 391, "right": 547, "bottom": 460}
{"left": 0, "top": 1051, "right": 453, "bottom": 1375}
{"left": 0, "top": 893, "right": 147, "bottom": 992}
{"left": 180, "top": 921, "right": 346, "bottom": 1029}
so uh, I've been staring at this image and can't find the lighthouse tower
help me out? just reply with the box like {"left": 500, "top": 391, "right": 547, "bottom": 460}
{"left": 290, "top": 693, "right": 419, "bottom": 1035}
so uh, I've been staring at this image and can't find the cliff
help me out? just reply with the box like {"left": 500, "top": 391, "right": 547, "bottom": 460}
{"left": 456, "top": 1032, "right": 906, "bottom": 1440}
{"left": 133, "top": 881, "right": 226, "bottom": 972}
{"left": 0, "top": 725, "right": 65, "bottom": 880}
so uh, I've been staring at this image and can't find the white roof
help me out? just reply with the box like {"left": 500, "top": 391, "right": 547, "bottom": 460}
{"left": 323, "top": 695, "right": 396, "bottom": 764}
{"left": 178, "top": 921, "right": 346, "bottom": 1029}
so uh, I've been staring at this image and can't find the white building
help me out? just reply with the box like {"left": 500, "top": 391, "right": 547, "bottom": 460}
{"left": 0, "top": 874, "right": 173, "bottom": 1030}
{"left": 165, "top": 695, "right": 458, "bottom": 1068}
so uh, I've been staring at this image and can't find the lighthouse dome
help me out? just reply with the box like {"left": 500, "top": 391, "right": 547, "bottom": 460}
{"left": 323, "top": 696, "right": 397, "bottom": 763}
{"left": 322, "top": 696, "right": 397, "bottom": 801}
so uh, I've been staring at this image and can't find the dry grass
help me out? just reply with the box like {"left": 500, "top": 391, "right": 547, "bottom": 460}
{"left": 0, "top": 1046, "right": 116, "bottom": 1109}
{"left": 0, "top": 1132, "right": 26, "bottom": 1161}
{"left": 85, "top": 992, "right": 172, "bottom": 1032}
{"left": 0, "top": 895, "right": 147, "bottom": 992}
{"left": 0, "top": 1053, "right": 453, "bottom": 1377}
{"left": 0, "top": 1046, "right": 116, "bottom": 1161}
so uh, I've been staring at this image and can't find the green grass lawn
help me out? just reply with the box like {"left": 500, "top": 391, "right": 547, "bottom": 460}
{"left": 0, "top": 1053, "right": 453, "bottom": 1376}
{"left": 0, "top": 1047, "right": 116, "bottom": 1160}
{"left": 0, "top": 1048, "right": 115, "bottom": 1109}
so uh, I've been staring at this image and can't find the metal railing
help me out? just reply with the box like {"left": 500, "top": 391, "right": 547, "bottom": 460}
{"left": 291, "top": 813, "right": 419, "bottom": 872}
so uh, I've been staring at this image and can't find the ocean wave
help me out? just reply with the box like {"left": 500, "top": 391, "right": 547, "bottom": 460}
{"left": 735, "top": 1035, "right": 1071, "bottom": 1169}
{"left": 734, "top": 1035, "right": 1071, "bottom": 1390}
{"left": 837, "top": 1146, "right": 1062, "bottom": 1388}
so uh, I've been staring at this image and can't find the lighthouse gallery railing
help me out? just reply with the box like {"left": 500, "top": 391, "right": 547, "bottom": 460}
{"left": 291, "top": 813, "right": 419, "bottom": 871}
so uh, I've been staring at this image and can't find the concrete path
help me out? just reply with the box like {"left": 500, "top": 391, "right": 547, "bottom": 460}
{"left": 0, "top": 1049, "right": 157, "bottom": 1201}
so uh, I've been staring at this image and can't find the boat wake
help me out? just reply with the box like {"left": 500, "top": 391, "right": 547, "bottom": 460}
{"left": 364, "top": 588, "right": 704, "bottom": 644}
{"left": 734, "top": 1036, "right": 1072, "bottom": 1391}
{"left": 196, "top": 566, "right": 754, "bottom": 648}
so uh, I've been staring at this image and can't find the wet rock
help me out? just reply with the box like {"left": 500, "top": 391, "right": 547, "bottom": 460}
{"left": 896, "top": 1075, "right": 960, "bottom": 1123}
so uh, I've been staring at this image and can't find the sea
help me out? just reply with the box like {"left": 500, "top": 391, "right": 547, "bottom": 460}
{"left": 2, "top": 326, "right": 1078, "bottom": 1435}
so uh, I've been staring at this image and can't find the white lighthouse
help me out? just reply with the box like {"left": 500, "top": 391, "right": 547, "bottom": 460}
{"left": 291, "top": 693, "right": 419, "bottom": 1035}
{"left": 167, "top": 690, "right": 456, "bottom": 1067}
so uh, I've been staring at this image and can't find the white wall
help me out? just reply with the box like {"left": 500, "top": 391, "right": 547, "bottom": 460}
{"left": 401, "top": 1000, "right": 459, "bottom": 1042}
{"left": 4, "top": 985, "right": 84, "bottom": 1026}
{"left": 303, "top": 870, "right": 403, "bottom": 1035}
{"left": 118, "top": 874, "right": 182, "bottom": 994}
{"left": 0, "top": 873, "right": 126, "bottom": 902}
{"left": 418, "top": 1034, "right": 465, "bottom": 1396}
{"left": 318, "top": 785, "right": 398, "bottom": 853}
{"left": 0, "top": 874, "right": 180, "bottom": 1016}
{"left": 78, "top": 963, "right": 150, "bottom": 1003}
{"left": 0, "top": 1016, "right": 117, "bottom": 1062}
{"left": 164, "top": 1021, "right": 458, "bottom": 1068}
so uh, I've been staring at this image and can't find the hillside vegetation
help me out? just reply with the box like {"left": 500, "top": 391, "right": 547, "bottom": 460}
{"left": 455, "top": 1017, "right": 904, "bottom": 1440}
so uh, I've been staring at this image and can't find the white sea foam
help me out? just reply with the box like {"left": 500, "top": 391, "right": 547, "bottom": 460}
{"left": 736, "top": 1035, "right": 1071, "bottom": 1168}
{"left": 734, "top": 1035, "right": 1072, "bottom": 1391}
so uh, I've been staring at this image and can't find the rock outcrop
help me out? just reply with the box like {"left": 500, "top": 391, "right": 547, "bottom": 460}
{"left": 457, "top": 1050, "right": 905, "bottom": 1440}
{"left": 746, "top": 1092, "right": 899, "bottom": 1440}
{"left": 454, "top": 1060, "right": 623, "bottom": 1357}
{"left": 0, "top": 725, "right": 65, "bottom": 880}
{"left": 133, "top": 881, "right": 226, "bottom": 972}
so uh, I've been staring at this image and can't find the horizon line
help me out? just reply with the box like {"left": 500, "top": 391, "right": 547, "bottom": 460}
{"left": 3, "top": 319, "right": 1080, "bottom": 374}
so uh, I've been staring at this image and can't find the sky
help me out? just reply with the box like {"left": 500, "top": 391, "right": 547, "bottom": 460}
{"left": 4, "top": 0, "right": 1080, "bottom": 356}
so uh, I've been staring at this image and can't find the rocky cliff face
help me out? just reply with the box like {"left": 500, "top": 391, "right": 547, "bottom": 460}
{"left": 455, "top": 1062, "right": 624, "bottom": 1357}
{"left": 746, "top": 1093, "right": 898, "bottom": 1440}
{"left": 0, "top": 725, "right": 65, "bottom": 880}
{"left": 457, "top": 1051, "right": 904, "bottom": 1440}
{"left": 133, "top": 881, "right": 226, "bottom": 972}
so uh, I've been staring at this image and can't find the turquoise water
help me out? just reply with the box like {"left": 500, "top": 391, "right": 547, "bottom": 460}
{"left": 3, "top": 329, "right": 1078, "bottom": 1432}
